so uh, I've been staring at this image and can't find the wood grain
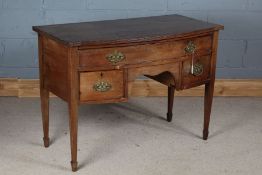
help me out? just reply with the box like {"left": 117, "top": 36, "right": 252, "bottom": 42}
{"left": 79, "top": 35, "right": 212, "bottom": 71}
{"left": 67, "top": 47, "right": 80, "bottom": 172}
{"left": 33, "top": 15, "right": 223, "bottom": 47}
{"left": 130, "top": 79, "right": 262, "bottom": 97}
{"left": 43, "top": 37, "right": 69, "bottom": 101}
{"left": 32, "top": 14, "right": 225, "bottom": 171}
{"left": 0, "top": 78, "right": 18, "bottom": 96}
{"left": 80, "top": 70, "right": 125, "bottom": 102}
{"left": 202, "top": 31, "right": 219, "bottom": 140}
{"left": 182, "top": 55, "right": 211, "bottom": 89}
{"left": 38, "top": 35, "right": 51, "bottom": 147}
{"left": 1, "top": 78, "right": 261, "bottom": 97}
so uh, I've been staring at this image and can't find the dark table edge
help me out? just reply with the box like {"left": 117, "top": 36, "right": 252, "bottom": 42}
{"left": 32, "top": 24, "right": 224, "bottom": 48}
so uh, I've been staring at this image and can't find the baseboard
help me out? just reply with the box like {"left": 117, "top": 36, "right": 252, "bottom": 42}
{"left": 0, "top": 78, "right": 262, "bottom": 97}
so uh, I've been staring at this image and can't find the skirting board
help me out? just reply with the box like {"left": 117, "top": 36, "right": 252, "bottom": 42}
{"left": 0, "top": 78, "right": 262, "bottom": 97}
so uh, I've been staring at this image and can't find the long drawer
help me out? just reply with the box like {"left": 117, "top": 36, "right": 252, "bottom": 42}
{"left": 78, "top": 35, "right": 212, "bottom": 70}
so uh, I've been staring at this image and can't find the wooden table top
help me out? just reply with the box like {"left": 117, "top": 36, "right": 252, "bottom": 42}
{"left": 33, "top": 14, "right": 223, "bottom": 47}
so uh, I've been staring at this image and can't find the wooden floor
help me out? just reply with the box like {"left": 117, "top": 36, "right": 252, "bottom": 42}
{"left": 0, "top": 78, "right": 262, "bottom": 97}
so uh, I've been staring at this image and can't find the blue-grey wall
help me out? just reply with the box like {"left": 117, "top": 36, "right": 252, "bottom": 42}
{"left": 0, "top": 0, "right": 262, "bottom": 79}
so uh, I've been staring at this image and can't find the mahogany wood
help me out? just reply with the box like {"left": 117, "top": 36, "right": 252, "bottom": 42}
{"left": 203, "top": 31, "right": 219, "bottom": 140}
{"left": 33, "top": 14, "right": 223, "bottom": 171}
{"left": 182, "top": 55, "right": 211, "bottom": 89}
{"left": 80, "top": 70, "right": 126, "bottom": 102}
{"left": 78, "top": 35, "right": 212, "bottom": 71}
{"left": 38, "top": 35, "right": 50, "bottom": 148}
{"left": 33, "top": 15, "right": 223, "bottom": 47}
{"left": 167, "top": 86, "right": 175, "bottom": 122}
{"left": 67, "top": 47, "right": 79, "bottom": 172}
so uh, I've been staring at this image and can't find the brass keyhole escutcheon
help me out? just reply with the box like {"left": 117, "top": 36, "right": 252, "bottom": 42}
{"left": 106, "top": 51, "right": 125, "bottom": 65}
{"left": 185, "top": 41, "right": 196, "bottom": 54}
{"left": 93, "top": 72, "right": 112, "bottom": 92}
{"left": 93, "top": 81, "right": 112, "bottom": 92}
{"left": 192, "top": 62, "right": 204, "bottom": 76}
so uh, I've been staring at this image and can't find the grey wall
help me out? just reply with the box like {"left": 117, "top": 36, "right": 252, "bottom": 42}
{"left": 0, "top": 0, "right": 262, "bottom": 79}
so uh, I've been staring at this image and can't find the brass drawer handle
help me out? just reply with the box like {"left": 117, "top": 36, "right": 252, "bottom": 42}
{"left": 185, "top": 41, "right": 196, "bottom": 54}
{"left": 192, "top": 62, "right": 204, "bottom": 76}
{"left": 106, "top": 51, "right": 125, "bottom": 64}
{"left": 93, "top": 81, "right": 112, "bottom": 92}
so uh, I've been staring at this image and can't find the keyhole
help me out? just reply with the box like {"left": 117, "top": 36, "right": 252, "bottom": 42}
{"left": 100, "top": 72, "right": 103, "bottom": 78}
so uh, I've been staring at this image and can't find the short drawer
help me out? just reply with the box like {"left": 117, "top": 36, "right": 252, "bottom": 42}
{"left": 182, "top": 55, "right": 211, "bottom": 89}
{"left": 79, "top": 35, "right": 212, "bottom": 70}
{"left": 80, "top": 70, "right": 125, "bottom": 102}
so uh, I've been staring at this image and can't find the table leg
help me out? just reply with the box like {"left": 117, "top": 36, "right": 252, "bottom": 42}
{"left": 203, "top": 80, "right": 215, "bottom": 140}
{"left": 40, "top": 87, "right": 50, "bottom": 147}
{"left": 167, "top": 86, "right": 175, "bottom": 122}
{"left": 68, "top": 102, "right": 78, "bottom": 172}
{"left": 38, "top": 35, "right": 50, "bottom": 148}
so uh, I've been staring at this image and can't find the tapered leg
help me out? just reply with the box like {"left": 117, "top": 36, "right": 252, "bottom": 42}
{"left": 67, "top": 47, "right": 79, "bottom": 172}
{"left": 40, "top": 88, "right": 50, "bottom": 147}
{"left": 167, "top": 86, "right": 175, "bottom": 122}
{"left": 38, "top": 35, "right": 50, "bottom": 148}
{"left": 69, "top": 102, "right": 78, "bottom": 172}
{"left": 203, "top": 80, "right": 215, "bottom": 140}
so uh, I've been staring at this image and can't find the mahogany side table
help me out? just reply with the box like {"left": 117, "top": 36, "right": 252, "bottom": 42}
{"left": 33, "top": 14, "right": 223, "bottom": 172}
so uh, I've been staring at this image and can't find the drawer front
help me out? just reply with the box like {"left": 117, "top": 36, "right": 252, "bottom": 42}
{"left": 80, "top": 70, "right": 125, "bottom": 102}
{"left": 182, "top": 55, "right": 211, "bottom": 89}
{"left": 79, "top": 35, "right": 212, "bottom": 70}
